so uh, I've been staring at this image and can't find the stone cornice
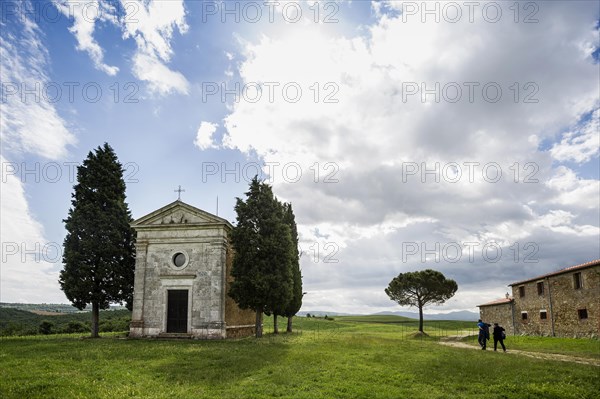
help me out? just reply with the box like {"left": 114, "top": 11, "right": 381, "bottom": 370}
{"left": 132, "top": 200, "right": 233, "bottom": 229}
{"left": 158, "top": 274, "right": 197, "bottom": 279}
{"left": 134, "top": 223, "right": 231, "bottom": 232}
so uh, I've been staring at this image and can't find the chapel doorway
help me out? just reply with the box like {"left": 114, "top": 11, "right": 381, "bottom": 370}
{"left": 167, "top": 289, "right": 188, "bottom": 333}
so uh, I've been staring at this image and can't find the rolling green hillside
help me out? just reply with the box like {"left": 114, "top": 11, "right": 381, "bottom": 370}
{"left": 337, "top": 315, "right": 474, "bottom": 330}
{"left": 336, "top": 315, "right": 415, "bottom": 323}
{"left": 0, "top": 302, "right": 81, "bottom": 313}
{"left": 0, "top": 308, "right": 131, "bottom": 336}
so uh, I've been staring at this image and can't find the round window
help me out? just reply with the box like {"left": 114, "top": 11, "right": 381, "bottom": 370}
{"left": 172, "top": 252, "right": 186, "bottom": 268}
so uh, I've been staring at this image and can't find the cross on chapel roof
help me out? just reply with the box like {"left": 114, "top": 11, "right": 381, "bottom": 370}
{"left": 174, "top": 185, "right": 185, "bottom": 200}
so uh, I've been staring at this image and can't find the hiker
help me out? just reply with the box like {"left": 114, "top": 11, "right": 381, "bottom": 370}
{"left": 477, "top": 319, "right": 491, "bottom": 350}
{"left": 492, "top": 323, "right": 507, "bottom": 352}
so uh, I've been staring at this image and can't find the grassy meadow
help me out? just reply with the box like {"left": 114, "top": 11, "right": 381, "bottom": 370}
{"left": 0, "top": 315, "right": 598, "bottom": 399}
{"left": 459, "top": 333, "right": 600, "bottom": 359}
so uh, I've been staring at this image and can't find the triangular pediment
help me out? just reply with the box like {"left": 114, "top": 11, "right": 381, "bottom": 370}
{"left": 132, "top": 200, "right": 231, "bottom": 228}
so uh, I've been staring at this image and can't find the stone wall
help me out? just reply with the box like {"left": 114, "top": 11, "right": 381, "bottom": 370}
{"left": 479, "top": 302, "right": 514, "bottom": 335}
{"left": 129, "top": 240, "right": 148, "bottom": 338}
{"left": 224, "top": 244, "right": 256, "bottom": 336}
{"left": 511, "top": 278, "right": 554, "bottom": 336}
{"left": 226, "top": 325, "right": 256, "bottom": 339}
{"left": 547, "top": 266, "right": 599, "bottom": 338}
{"left": 511, "top": 265, "right": 599, "bottom": 338}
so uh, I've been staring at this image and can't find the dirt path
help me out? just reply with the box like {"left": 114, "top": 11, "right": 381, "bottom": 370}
{"left": 439, "top": 336, "right": 599, "bottom": 367}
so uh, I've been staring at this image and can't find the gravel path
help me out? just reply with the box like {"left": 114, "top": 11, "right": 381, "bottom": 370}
{"left": 439, "top": 336, "right": 599, "bottom": 367}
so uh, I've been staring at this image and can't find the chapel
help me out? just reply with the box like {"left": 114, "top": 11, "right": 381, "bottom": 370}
{"left": 129, "top": 199, "right": 255, "bottom": 339}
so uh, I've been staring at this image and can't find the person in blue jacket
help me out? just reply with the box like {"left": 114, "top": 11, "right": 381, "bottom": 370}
{"left": 477, "top": 319, "right": 491, "bottom": 350}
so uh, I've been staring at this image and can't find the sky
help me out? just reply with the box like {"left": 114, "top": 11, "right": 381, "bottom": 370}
{"left": 1, "top": 0, "right": 599, "bottom": 315}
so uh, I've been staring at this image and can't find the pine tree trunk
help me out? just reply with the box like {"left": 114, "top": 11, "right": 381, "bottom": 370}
{"left": 286, "top": 316, "right": 293, "bottom": 333}
{"left": 91, "top": 302, "right": 100, "bottom": 338}
{"left": 418, "top": 305, "right": 424, "bottom": 333}
{"left": 273, "top": 314, "right": 279, "bottom": 334}
{"left": 255, "top": 308, "right": 263, "bottom": 338}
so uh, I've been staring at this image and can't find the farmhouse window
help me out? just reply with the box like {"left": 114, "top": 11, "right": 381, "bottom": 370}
{"left": 521, "top": 312, "right": 528, "bottom": 321}
{"left": 539, "top": 310, "right": 547, "bottom": 320}
{"left": 537, "top": 281, "right": 544, "bottom": 296}
{"left": 519, "top": 286, "right": 525, "bottom": 297}
{"left": 573, "top": 272, "right": 583, "bottom": 289}
{"left": 578, "top": 309, "right": 588, "bottom": 320}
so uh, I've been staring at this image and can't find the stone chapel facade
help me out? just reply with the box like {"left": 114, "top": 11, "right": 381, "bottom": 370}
{"left": 129, "top": 200, "right": 255, "bottom": 339}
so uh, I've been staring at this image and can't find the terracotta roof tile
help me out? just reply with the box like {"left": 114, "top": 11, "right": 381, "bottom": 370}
{"left": 477, "top": 297, "right": 513, "bottom": 307}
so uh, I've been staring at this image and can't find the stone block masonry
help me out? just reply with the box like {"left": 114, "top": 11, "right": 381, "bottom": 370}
{"left": 479, "top": 260, "right": 600, "bottom": 338}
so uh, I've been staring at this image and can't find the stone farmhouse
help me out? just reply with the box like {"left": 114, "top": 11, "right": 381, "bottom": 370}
{"left": 129, "top": 200, "right": 256, "bottom": 339}
{"left": 478, "top": 259, "right": 600, "bottom": 338}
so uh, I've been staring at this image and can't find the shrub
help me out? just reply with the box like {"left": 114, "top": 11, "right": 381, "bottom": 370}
{"left": 1, "top": 322, "right": 19, "bottom": 336}
{"left": 39, "top": 321, "right": 54, "bottom": 335}
{"left": 99, "top": 321, "right": 114, "bottom": 332}
{"left": 63, "top": 321, "right": 87, "bottom": 333}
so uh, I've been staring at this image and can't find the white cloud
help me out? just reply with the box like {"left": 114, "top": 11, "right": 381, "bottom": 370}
{"left": 194, "top": 121, "right": 219, "bottom": 150}
{"left": 0, "top": 1, "right": 74, "bottom": 303}
{"left": 550, "top": 108, "right": 599, "bottom": 163}
{"left": 221, "top": 1, "right": 600, "bottom": 313}
{"left": 53, "top": 0, "right": 119, "bottom": 75}
{"left": 1, "top": 1, "right": 76, "bottom": 159}
{"left": 536, "top": 210, "right": 598, "bottom": 236}
{"left": 546, "top": 166, "right": 600, "bottom": 209}
{"left": 132, "top": 52, "right": 189, "bottom": 96}
{"left": 0, "top": 155, "right": 66, "bottom": 303}
{"left": 120, "top": 0, "right": 189, "bottom": 95}
{"left": 120, "top": 0, "right": 188, "bottom": 61}
{"left": 53, "top": 0, "right": 189, "bottom": 94}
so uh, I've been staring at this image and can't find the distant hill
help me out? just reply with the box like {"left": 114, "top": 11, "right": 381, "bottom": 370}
{"left": 0, "top": 307, "right": 131, "bottom": 336}
{"left": 297, "top": 311, "right": 355, "bottom": 317}
{"left": 0, "top": 302, "right": 81, "bottom": 313}
{"left": 336, "top": 315, "right": 415, "bottom": 323}
{"left": 373, "top": 310, "right": 479, "bottom": 321}
{"left": 299, "top": 310, "right": 479, "bottom": 321}
{"left": 0, "top": 302, "right": 127, "bottom": 314}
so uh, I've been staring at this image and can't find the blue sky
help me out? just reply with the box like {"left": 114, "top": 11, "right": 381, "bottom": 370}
{"left": 1, "top": 0, "right": 599, "bottom": 314}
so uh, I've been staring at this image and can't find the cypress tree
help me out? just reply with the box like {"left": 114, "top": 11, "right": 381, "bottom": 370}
{"left": 228, "top": 177, "right": 294, "bottom": 338}
{"left": 281, "top": 202, "right": 302, "bottom": 333}
{"left": 59, "top": 143, "right": 135, "bottom": 338}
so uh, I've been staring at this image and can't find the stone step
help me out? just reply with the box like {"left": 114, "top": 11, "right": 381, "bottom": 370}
{"left": 156, "top": 333, "right": 193, "bottom": 339}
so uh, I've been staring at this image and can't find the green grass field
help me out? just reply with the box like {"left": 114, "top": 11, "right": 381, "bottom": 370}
{"left": 1, "top": 316, "right": 598, "bottom": 399}
{"left": 335, "top": 315, "right": 475, "bottom": 336}
{"left": 459, "top": 334, "right": 600, "bottom": 360}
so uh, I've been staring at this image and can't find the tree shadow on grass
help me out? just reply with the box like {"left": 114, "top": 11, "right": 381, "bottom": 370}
{"left": 145, "top": 336, "right": 292, "bottom": 388}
